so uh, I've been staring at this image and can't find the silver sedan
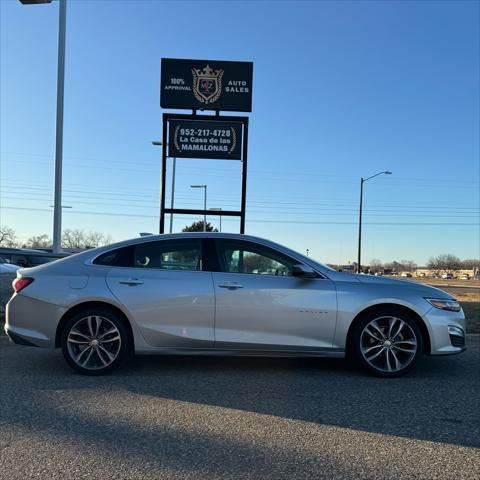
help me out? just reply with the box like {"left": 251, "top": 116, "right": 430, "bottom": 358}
{"left": 5, "top": 233, "right": 466, "bottom": 376}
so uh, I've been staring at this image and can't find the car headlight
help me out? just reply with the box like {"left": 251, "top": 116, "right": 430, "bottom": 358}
{"left": 425, "top": 298, "right": 462, "bottom": 312}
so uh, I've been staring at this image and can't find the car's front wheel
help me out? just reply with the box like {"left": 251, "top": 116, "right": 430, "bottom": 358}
{"left": 61, "top": 308, "right": 131, "bottom": 375}
{"left": 350, "top": 308, "right": 423, "bottom": 377}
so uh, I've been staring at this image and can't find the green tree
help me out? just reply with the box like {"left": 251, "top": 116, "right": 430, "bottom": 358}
{"left": 182, "top": 221, "right": 218, "bottom": 232}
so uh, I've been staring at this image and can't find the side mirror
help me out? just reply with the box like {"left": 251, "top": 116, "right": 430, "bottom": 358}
{"left": 292, "top": 264, "right": 318, "bottom": 278}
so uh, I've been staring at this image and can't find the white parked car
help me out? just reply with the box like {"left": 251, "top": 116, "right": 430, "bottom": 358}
{"left": 0, "top": 259, "right": 21, "bottom": 316}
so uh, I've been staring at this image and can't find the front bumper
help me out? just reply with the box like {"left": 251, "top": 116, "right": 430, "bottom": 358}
{"left": 423, "top": 306, "right": 467, "bottom": 355}
{"left": 5, "top": 293, "right": 66, "bottom": 348}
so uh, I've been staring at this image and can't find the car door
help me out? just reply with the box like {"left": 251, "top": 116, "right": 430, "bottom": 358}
{"left": 212, "top": 239, "right": 338, "bottom": 351}
{"left": 103, "top": 238, "right": 215, "bottom": 348}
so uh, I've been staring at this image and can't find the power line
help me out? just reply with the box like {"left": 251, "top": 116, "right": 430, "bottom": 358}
{"left": 3, "top": 206, "right": 479, "bottom": 226}
{"left": 2, "top": 151, "right": 479, "bottom": 185}
{"left": 3, "top": 192, "right": 479, "bottom": 217}
{"left": 2, "top": 158, "right": 479, "bottom": 188}
{"left": 1, "top": 182, "right": 479, "bottom": 210}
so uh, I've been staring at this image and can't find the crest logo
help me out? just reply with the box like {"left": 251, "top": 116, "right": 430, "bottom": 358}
{"left": 192, "top": 64, "right": 224, "bottom": 105}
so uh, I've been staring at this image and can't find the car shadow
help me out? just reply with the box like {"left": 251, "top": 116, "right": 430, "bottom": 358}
{"left": 2, "top": 336, "right": 479, "bottom": 451}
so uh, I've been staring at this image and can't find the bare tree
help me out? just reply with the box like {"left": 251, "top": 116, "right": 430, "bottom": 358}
{"left": 427, "top": 254, "right": 461, "bottom": 273}
{"left": 84, "top": 231, "right": 112, "bottom": 248}
{"left": 26, "top": 234, "right": 52, "bottom": 249}
{"left": 62, "top": 229, "right": 112, "bottom": 249}
{"left": 401, "top": 260, "right": 417, "bottom": 272}
{"left": 461, "top": 259, "right": 480, "bottom": 271}
{"left": 385, "top": 261, "right": 403, "bottom": 274}
{"left": 369, "top": 259, "right": 383, "bottom": 274}
{"left": 0, "top": 226, "right": 18, "bottom": 247}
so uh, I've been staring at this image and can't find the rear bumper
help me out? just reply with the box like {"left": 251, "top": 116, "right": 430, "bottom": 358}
{"left": 6, "top": 329, "right": 40, "bottom": 347}
{"left": 5, "top": 293, "right": 66, "bottom": 348}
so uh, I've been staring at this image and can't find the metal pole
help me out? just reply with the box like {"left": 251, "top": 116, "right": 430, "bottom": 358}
{"left": 240, "top": 119, "right": 249, "bottom": 234}
{"left": 169, "top": 157, "right": 176, "bottom": 233}
{"left": 219, "top": 210, "right": 222, "bottom": 232}
{"left": 357, "top": 178, "right": 364, "bottom": 274}
{"left": 203, "top": 186, "right": 207, "bottom": 232}
{"left": 159, "top": 115, "right": 167, "bottom": 233}
{"left": 52, "top": 0, "right": 66, "bottom": 253}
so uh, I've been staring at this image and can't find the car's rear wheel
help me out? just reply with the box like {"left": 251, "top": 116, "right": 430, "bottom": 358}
{"left": 350, "top": 308, "right": 423, "bottom": 377}
{"left": 61, "top": 308, "right": 131, "bottom": 375}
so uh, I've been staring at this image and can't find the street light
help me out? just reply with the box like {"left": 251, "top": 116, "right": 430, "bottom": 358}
{"left": 19, "top": 0, "right": 66, "bottom": 253}
{"left": 357, "top": 171, "right": 392, "bottom": 273}
{"left": 190, "top": 185, "right": 207, "bottom": 231}
{"left": 152, "top": 141, "right": 176, "bottom": 233}
{"left": 209, "top": 208, "right": 222, "bottom": 232}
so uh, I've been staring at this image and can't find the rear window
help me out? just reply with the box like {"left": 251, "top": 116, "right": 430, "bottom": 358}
{"left": 28, "top": 256, "right": 60, "bottom": 266}
{"left": 93, "top": 246, "right": 134, "bottom": 267}
{"left": 93, "top": 240, "right": 202, "bottom": 271}
{"left": 134, "top": 240, "right": 201, "bottom": 271}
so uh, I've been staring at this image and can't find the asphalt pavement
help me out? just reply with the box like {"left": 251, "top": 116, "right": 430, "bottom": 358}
{"left": 1, "top": 335, "right": 479, "bottom": 479}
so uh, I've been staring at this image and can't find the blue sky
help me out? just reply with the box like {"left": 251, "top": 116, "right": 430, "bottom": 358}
{"left": 1, "top": 0, "right": 479, "bottom": 265}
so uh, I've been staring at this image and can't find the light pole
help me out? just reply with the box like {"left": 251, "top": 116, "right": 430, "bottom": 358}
{"left": 19, "top": 0, "right": 66, "bottom": 253}
{"left": 191, "top": 185, "right": 207, "bottom": 231}
{"left": 357, "top": 171, "right": 392, "bottom": 273}
{"left": 152, "top": 141, "right": 176, "bottom": 233}
{"left": 209, "top": 208, "right": 222, "bottom": 232}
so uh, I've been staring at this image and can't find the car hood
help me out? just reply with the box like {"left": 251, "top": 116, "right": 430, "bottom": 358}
{"left": 326, "top": 271, "right": 455, "bottom": 299}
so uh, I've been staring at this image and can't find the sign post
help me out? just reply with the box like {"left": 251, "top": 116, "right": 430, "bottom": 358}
{"left": 159, "top": 58, "right": 253, "bottom": 234}
{"left": 168, "top": 118, "right": 243, "bottom": 160}
{"left": 161, "top": 58, "right": 253, "bottom": 112}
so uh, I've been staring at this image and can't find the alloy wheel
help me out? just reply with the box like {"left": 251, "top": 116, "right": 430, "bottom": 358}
{"left": 360, "top": 316, "right": 418, "bottom": 373}
{"left": 66, "top": 315, "right": 122, "bottom": 370}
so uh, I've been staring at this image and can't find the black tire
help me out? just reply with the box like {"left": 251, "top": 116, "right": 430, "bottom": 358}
{"left": 349, "top": 307, "right": 423, "bottom": 378}
{"left": 61, "top": 308, "right": 131, "bottom": 375}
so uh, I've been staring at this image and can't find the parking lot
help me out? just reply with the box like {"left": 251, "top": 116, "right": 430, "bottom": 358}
{"left": 1, "top": 334, "right": 479, "bottom": 480}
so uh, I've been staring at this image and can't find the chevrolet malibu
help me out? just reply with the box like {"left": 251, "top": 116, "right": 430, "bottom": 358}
{"left": 5, "top": 233, "right": 466, "bottom": 376}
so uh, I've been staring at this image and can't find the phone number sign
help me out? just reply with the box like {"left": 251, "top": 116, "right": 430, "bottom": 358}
{"left": 168, "top": 119, "right": 242, "bottom": 160}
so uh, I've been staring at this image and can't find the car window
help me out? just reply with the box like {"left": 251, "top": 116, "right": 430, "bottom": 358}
{"left": 134, "top": 239, "right": 202, "bottom": 271}
{"left": 11, "top": 255, "right": 28, "bottom": 267}
{"left": 217, "top": 240, "right": 294, "bottom": 276}
{"left": 93, "top": 246, "right": 134, "bottom": 267}
{"left": 28, "top": 256, "right": 59, "bottom": 266}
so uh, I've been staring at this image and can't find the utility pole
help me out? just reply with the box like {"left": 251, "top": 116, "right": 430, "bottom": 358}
{"left": 357, "top": 178, "right": 364, "bottom": 274}
{"left": 169, "top": 158, "right": 176, "bottom": 233}
{"left": 357, "top": 171, "right": 392, "bottom": 273}
{"left": 53, "top": 0, "right": 66, "bottom": 253}
{"left": 19, "top": 0, "right": 66, "bottom": 253}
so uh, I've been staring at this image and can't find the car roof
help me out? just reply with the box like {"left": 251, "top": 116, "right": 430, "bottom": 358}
{"left": 0, "top": 247, "right": 69, "bottom": 256}
{"left": 0, "top": 247, "right": 48, "bottom": 254}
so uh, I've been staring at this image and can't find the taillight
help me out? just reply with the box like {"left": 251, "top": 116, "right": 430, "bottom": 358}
{"left": 12, "top": 277, "right": 34, "bottom": 293}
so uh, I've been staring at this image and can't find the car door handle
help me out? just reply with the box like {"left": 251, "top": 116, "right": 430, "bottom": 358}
{"left": 218, "top": 283, "right": 243, "bottom": 290}
{"left": 119, "top": 278, "right": 144, "bottom": 286}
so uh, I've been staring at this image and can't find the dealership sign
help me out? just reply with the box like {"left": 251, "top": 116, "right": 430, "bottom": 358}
{"left": 161, "top": 58, "right": 253, "bottom": 112}
{"left": 168, "top": 119, "right": 242, "bottom": 160}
